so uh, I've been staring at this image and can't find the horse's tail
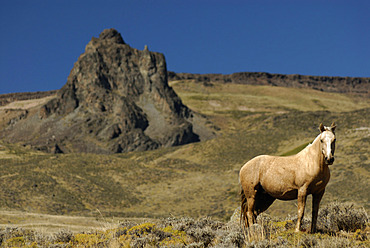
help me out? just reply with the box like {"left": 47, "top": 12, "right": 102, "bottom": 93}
{"left": 240, "top": 186, "right": 248, "bottom": 229}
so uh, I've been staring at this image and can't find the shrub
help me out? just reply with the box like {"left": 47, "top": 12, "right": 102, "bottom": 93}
{"left": 162, "top": 217, "right": 220, "bottom": 247}
{"left": 0, "top": 228, "right": 38, "bottom": 247}
{"left": 116, "top": 221, "right": 189, "bottom": 247}
{"left": 315, "top": 236, "right": 359, "bottom": 248}
{"left": 318, "top": 202, "right": 368, "bottom": 233}
{"left": 50, "top": 229, "right": 73, "bottom": 243}
{"left": 298, "top": 234, "right": 318, "bottom": 248}
{"left": 214, "top": 222, "right": 244, "bottom": 248}
{"left": 162, "top": 216, "right": 245, "bottom": 247}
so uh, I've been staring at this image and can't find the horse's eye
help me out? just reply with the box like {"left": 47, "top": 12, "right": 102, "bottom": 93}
{"left": 320, "top": 139, "right": 323, "bottom": 143}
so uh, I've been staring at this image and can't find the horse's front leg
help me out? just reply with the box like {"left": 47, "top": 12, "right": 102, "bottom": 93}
{"left": 296, "top": 187, "right": 308, "bottom": 232}
{"left": 311, "top": 190, "right": 325, "bottom": 233}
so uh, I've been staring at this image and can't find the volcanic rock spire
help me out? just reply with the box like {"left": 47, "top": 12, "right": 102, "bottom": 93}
{"left": 3, "top": 29, "right": 201, "bottom": 153}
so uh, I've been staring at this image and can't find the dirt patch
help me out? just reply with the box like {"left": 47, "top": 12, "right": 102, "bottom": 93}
{"left": 0, "top": 96, "right": 55, "bottom": 110}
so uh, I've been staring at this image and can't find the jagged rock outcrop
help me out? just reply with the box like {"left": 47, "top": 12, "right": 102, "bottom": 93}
{"left": 1, "top": 29, "right": 202, "bottom": 153}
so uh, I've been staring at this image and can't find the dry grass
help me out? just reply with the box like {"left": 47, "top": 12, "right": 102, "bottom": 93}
{"left": 0, "top": 96, "right": 56, "bottom": 111}
{"left": 0, "top": 210, "right": 128, "bottom": 234}
{"left": 169, "top": 80, "right": 369, "bottom": 114}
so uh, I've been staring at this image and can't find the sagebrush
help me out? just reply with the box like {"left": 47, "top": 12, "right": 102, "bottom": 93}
{"left": 0, "top": 203, "right": 368, "bottom": 247}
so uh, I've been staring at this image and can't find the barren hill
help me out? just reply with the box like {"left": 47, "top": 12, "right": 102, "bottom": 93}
{"left": 168, "top": 71, "right": 369, "bottom": 96}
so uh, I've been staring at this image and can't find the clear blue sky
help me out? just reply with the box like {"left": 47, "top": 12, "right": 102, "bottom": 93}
{"left": 0, "top": 0, "right": 369, "bottom": 94}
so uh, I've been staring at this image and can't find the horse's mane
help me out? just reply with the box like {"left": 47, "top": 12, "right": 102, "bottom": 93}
{"left": 309, "top": 134, "right": 321, "bottom": 146}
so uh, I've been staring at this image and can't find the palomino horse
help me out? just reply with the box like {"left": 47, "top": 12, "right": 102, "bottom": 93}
{"left": 239, "top": 123, "right": 336, "bottom": 233}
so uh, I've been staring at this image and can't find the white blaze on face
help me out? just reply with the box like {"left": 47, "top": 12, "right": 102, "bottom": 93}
{"left": 325, "top": 134, "right": 332, "bottom": 159}
{"left": 321, "top": 130, "right": 335, "bottom": 164}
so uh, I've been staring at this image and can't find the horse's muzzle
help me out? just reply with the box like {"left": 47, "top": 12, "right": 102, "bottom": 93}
{"left": 326, "top": 157, "right": 335, "bottom": 165}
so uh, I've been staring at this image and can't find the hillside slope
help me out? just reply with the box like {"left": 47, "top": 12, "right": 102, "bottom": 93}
{"left": 168, "top": 71, "right": 370, "bottom": 96}
{"left": 0, "top": 81, "right": 368, "bottom": 220}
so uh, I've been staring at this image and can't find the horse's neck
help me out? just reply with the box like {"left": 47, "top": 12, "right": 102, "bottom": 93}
{"left": 301, "top": 134, "right": 325, "bottom": 169}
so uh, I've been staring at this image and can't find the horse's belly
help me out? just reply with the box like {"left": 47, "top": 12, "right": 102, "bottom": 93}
{"left": 263, "top": 186, "right": 298, "bottom": 200}
{"left": 276, "top": 189, "right": 298, "bottom": 200}
{"left": 260, "top": 166, "right": 298, "bottom": 200}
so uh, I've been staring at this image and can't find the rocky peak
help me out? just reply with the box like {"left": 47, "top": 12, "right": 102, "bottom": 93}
{"left": 98, "top": 28, "right": 125, "bottom": 44}
{"left": 2, "top": 29, "right": 204, "bottom": 154}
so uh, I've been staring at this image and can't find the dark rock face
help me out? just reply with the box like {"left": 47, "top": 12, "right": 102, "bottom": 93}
{"left": 2, "top": 29, "right": 200, "bottom": 153}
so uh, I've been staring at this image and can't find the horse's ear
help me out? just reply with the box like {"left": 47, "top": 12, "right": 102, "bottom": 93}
{"left": 330, "top": 122, "right": 336, "bottom": 132}
{"left": 319, "top": 123, "right": 325, "bottom": 132}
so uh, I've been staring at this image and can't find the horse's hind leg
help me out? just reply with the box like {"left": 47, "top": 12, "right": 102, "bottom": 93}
{"left": 244, "top": 186, "right": 259, "bottom": 227}
{"left": 246, "top": 196, "right": 257, "bottom": 227}
{"left": 240, "top": 187, "right": 249, "bottom": 228}
{"left": 240, "top": 184, "right": 258, "bottom": 228}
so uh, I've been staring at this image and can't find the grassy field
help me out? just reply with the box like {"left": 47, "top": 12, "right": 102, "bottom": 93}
{"left": 0, "top": 81, "right": 369, "bottom": 245}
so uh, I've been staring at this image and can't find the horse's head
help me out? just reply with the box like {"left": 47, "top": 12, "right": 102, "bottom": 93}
{"left": 319, "top": 122, "right": 336, "bottom": 165}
